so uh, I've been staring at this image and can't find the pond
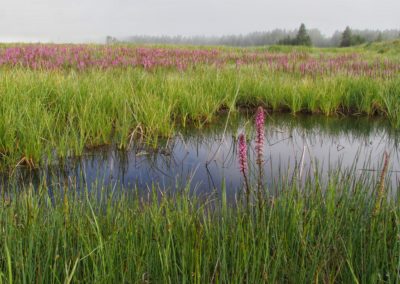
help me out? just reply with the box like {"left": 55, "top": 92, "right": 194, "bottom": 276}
{"left": 2, "top": 113, "right": 400, "bottom": 201}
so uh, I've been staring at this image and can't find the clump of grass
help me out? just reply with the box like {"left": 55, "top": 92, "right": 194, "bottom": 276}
{"left": 0, "top": 164, "right": 399, "bottom": 283}
{"left": 0, "top": 66, "right": 399, "bottom": 170}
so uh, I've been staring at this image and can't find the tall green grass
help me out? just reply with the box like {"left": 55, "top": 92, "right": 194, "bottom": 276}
{"left": 0, "top": 165, "right": 399, "bottom": 283}
{"left": 0, "top": 66, "right": 399, "bottom": 169}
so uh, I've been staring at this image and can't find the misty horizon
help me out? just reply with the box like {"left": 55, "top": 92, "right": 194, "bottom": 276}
{"left": 1, "top": 27, "right": 399, "bottom": 45}
{"left": 1, "top": 0, "right": 399, "bottom": 43}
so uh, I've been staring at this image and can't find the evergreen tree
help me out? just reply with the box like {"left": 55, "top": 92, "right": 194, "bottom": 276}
{"left": 340, "top": 26, "right": 353, "bottom": 47}
{"left": 295, "top": 23, "right": 312, "bottom": 46}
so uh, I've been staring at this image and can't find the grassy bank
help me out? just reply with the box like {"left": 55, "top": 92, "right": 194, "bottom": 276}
{"left": 1, "top": 65, "right": 399, "bottom": 169}
{"left": 0, "top": 165, "right": 399, "bottom": 283}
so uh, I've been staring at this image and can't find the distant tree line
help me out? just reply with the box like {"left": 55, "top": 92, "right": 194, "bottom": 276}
{"left": 107, "top": 25, "right": 400, "bottom": 47}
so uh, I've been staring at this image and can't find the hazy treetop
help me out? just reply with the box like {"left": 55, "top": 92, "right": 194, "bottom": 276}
{"left": 0, "top": 0, "right": 398, "bottom": 43}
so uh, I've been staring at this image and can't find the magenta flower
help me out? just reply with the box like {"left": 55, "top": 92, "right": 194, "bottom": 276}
{"left": 238, "top": 133, "right": 250, "bottom": 201}
{"left": 255, "top": 106, "right": 265, "bottom": 164}
{"left": 238, "top": 134, "right": 248, "bottom": 175}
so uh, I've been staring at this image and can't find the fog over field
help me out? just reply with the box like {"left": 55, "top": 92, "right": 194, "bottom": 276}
{"left": 0, "top": 0, "right": 399, "bottom": 43}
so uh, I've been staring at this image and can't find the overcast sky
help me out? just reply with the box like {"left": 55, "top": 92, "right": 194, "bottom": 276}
{"left": 1, "top": 0, "right": 399, "bottom": 43}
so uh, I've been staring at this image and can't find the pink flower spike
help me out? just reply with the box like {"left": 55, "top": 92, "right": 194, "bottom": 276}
{"left": 255, "top": 106, "right": 265, "bottom": 163}
{"left": 238, "top": 134, "right": 248, "bottom": 175}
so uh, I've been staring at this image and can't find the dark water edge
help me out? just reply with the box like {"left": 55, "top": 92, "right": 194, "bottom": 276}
{"left": 2, "top": 113, "right": 400, "bottom": 201}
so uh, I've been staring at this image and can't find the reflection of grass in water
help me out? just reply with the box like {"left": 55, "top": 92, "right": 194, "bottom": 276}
{"left": 175, "top": 111, "right": 397, "bottom": 138}
{"left": 2, "top": 112, "right": 398, "bottom": 193}
{"left": 3, "top": 111, "right": 399, "bottom": 192}
{"left": 1, "top": 162, "right": 398, "bottom": 283}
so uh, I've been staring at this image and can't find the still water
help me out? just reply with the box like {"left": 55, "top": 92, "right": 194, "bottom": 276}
{"left": 2, "top": 114, "right": 400, "bottom": 199}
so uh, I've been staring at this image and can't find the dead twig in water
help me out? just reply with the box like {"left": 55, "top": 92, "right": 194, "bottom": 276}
{"left": 127, "top": 124, "right": 144, "bottom": 149}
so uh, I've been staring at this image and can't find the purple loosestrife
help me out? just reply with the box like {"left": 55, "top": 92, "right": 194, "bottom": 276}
{"left": 0, "top": 44, "right": 398, "bottom": 77}
{"left": 238, "top": 133, "right": 250, "bottom": 200}
{"left": 255, "top": 107, "right": 265, "bottom": 204}
{"left": 238, "top": 134, "right": 248, "bottom": 175}
{"left": 255, "top": 106, "right": 265, "bottom": 164}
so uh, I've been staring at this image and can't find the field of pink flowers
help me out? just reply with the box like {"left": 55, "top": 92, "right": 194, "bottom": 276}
{"left": 1, "top": 44, "right": 399, "bottom": 78}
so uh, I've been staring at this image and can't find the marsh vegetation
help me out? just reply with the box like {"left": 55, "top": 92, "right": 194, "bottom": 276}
{"left": 1, "top": 42, "right": 400, "bottom": 282}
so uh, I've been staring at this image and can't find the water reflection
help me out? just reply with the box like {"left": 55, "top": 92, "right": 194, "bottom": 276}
{"left": 2, "top": 114, "right": 400, "bottom": 200}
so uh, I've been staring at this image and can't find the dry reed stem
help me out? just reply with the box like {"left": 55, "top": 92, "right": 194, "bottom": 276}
{"left": 374, "top": 151, "right": 390, "bottom": 215}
